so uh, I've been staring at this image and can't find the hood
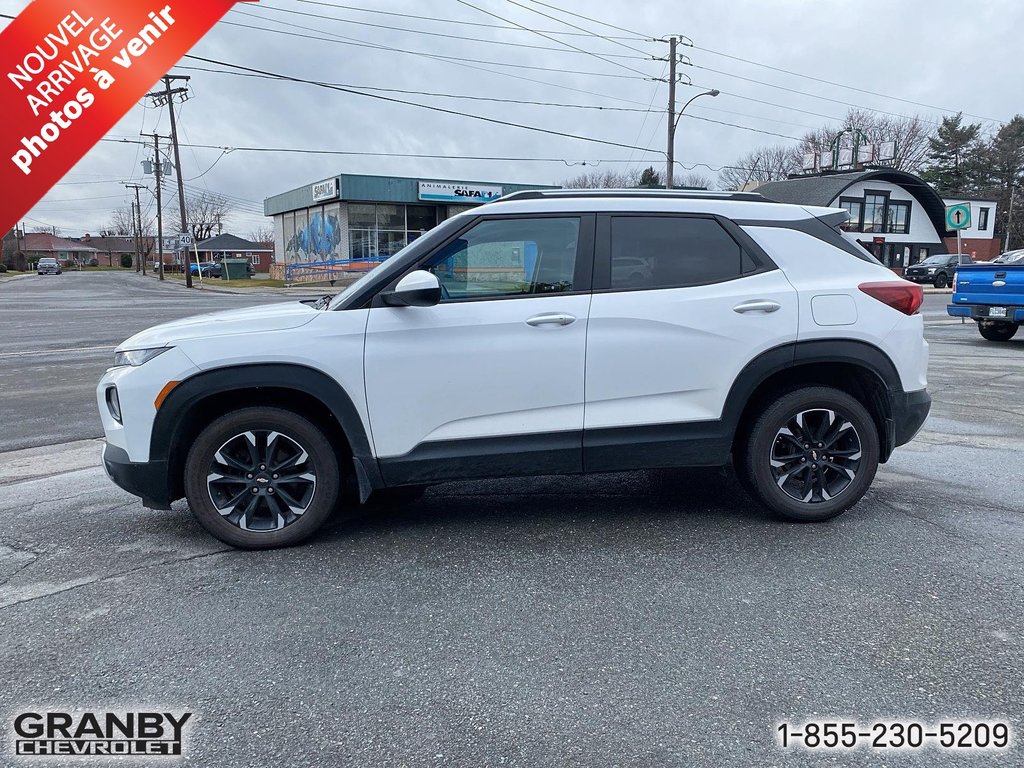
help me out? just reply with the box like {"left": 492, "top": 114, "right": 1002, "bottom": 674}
{"left": 117, "top": 302, "right": 319, "bottom": 350}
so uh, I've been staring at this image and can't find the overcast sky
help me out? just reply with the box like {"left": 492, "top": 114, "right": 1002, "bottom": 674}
{"left": 3, "top": 0, "right": 1022, "bottom": 238}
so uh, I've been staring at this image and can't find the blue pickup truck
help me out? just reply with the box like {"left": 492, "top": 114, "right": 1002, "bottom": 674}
{"left": 947, "top": 262, "right": 1024, "bottom": 341}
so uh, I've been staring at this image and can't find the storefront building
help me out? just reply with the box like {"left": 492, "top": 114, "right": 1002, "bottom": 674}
{"left": 264, "top": 173, "right": 558, "bottom": 269}
{"left": 755, "top": 169, "right": 985, "bottom": 272}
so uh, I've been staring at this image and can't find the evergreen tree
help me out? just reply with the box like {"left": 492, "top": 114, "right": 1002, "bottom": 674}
{"left": 638, "top": 166, "right": 662, "bottom": 188}
{"left": 920, "top": 112, "right": 983, "bottom": 195}
{"left": 982, "top": 115, "right": 1024, "bottom": 248}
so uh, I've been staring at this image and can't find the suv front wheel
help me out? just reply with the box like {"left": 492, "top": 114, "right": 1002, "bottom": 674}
{"left": 184, "top": 407, "right": 340, "bottom": 548}
{"left": 739, "top": 387, "right": 879, "bottom": 522}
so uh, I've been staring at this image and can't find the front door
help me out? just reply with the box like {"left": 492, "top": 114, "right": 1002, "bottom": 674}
{"left": 364, "top": 215, "right": 594, "bottom": 485}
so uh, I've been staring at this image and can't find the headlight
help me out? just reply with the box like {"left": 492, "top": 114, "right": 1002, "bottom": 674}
{"left": 113, "top": 347, "right": 171, "bottom": 367}
{"left": 926, "top": 267, "right": 937, "bottom": 272}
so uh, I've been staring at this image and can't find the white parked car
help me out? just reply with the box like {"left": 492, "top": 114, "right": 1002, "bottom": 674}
{"left": 97, "top": 190, "right": 930, "bottom": 548}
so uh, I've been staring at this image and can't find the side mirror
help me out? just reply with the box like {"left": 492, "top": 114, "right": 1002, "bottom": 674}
{"left": 381, "top": 270, "right": 441, "bottom": 307}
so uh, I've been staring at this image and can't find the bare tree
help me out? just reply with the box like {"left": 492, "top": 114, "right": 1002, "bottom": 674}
{"left": 678, "top": 172, "right": 714, "bottom": 189}
{"left": 718, "top": 145, "right": 800, "bottom": 190}
{"left": 173, "top": 190, "right": 231, "bottom": 241}
{"left": 796, "top": 109, "right": 933, "bottom": 173}
{"left": 105, "top": 207, "right": 136, "bottom": 236}
{"left": 249, "top": 226, "right": 274, "bottom": 244}
{"left": 102, "top": 206, "right": 155, "bottom": 267}
{"left": 562, "top": 167, "right": 642, "bottom": 188}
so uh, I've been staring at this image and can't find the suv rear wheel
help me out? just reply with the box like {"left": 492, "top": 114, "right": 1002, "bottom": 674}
{"left": 184, "top": 407, "right": 340, "bottom": 548}
{"left": 739, "top": 387, "right": 879, "bottom": 522}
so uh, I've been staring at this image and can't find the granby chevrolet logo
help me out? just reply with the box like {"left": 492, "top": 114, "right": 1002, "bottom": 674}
{"left": 12, "top": 711, "right": 193, "bottom": 757}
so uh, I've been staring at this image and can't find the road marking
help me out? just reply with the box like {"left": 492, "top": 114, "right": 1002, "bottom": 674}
{"left": 0, "top": 345, "right": 115, "bottom": 358}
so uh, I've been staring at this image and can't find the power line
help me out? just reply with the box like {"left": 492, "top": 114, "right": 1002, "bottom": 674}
{"left": 520, "top": 0, "right": 650, "bottom": 38}
{"left": 181, "top": 55, "right": 666, "bottom": 155}
{"left": 452, "top": 0, "right": 651, "bottom": 78}
{"left": 289, "top": 0, "right": 647, "bottom": 40}
{"left": 521, "top": 0, "right": 1005, "bottom": 124}
{"left": 247, "top": 2, "right": 648, "bottom": 59}
{"left": 175, "top": 64, "right": 657, "bottom": 112}
{"left": 99, "top": 136, "right": 754, "bottom": 175}
{"left": 225, "top": 12, "right": 643, "bottom": 80}
{"left": 174, "top": 59, "right": 805, "bottom": 142}
{"left": 507, "top": 0, "right": 651, "bottom": 57}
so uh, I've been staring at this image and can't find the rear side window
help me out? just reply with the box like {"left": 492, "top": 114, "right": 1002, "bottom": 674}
{"left": 609, "top": 216, "right": 757, "bottom": 290}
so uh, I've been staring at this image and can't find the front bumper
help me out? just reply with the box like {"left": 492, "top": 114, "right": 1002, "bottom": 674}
{"left": 102, "top": 442, "right": 173, "bottom": 510}
{"left": 904, "top": 273, "right": 934, "bottom": 283}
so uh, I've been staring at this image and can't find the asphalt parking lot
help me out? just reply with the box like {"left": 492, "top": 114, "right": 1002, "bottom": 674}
{"left": 1, "top": 272, "right": 1022, "bottom": 766}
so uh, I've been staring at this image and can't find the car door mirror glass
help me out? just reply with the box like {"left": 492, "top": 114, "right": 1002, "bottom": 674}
{"left": 382, "top": 270, "right": 441, "bottom": 307}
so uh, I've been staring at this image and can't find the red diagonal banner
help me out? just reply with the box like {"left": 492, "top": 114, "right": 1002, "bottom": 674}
{"left": 0, "top": 0, "right": 256, "bottom": 234}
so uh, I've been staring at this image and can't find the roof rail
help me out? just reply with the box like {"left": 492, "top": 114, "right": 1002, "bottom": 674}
{"left": 497, "top": 188, "right": 766, "bottom": 203}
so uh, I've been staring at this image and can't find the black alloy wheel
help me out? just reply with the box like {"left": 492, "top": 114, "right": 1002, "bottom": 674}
{"left": 185, "top": 407, "right": 340, "bottom": 548}
{"left": 739, "top": 387, "right": 879, "bottom": 522}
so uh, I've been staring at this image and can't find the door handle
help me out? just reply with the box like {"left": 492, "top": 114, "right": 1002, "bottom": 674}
{"left": 733, "top": 300, "right": 782, "bottom": 314}
{"left": 525, "top": 312, "right": 576, "bottom": 327}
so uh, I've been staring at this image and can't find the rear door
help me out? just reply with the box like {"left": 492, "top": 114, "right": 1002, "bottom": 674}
{"left": 583, "top": 213, "right": 798, "bottom": 471}
{"left": 363, "top": 214, "right": 595, "bottom": 484}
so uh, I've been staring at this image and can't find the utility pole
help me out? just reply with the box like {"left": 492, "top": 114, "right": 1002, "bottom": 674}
{"left": 125, "top": 183, "right": 146, "bottom": 275}
{"left": 147, "top": 75, "right": 192, "bottom": 287}
{"left": 666, "top": 35, "right": 677, "bottom": 190}
{"left": 1006, "top": 183, "right": 1016, "bottom": 252}
{"left": 153, "top": 134, "right": 165, "bottom": 280}
{"left": 656, "top": 36, "right": 717, "bottom": 191}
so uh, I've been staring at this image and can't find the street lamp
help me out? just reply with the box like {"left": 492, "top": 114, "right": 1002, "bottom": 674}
{"left": 667, "top": 88, "right": 719, "bottom": 189}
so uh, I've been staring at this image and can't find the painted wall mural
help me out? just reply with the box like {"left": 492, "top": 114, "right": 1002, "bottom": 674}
{"left": 284, "top": 206, "right": 342, "bottom": 262}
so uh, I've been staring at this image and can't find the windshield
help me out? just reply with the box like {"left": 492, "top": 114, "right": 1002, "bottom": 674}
{"left": 919, "top": 255, "right": 949, "bottom": 265}
{"left": 39, "top": 258, "right": 56, "bottom": 264}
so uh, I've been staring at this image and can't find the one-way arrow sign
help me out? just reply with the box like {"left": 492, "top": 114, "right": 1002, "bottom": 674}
{"left": 945, "top": 203, "right": 971, "bottom": 231}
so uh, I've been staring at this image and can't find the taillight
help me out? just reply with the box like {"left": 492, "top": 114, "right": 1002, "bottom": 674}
{"left": 859, "top": 281, "right": 923, "bottom": 315}
{"left": 952, "top": 272, "right": 958, "bottom": 292}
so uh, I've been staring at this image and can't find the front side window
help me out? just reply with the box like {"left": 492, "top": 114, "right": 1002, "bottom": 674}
{"left": 424, "top": 217, "right": 580, "bottom": 300}
{"left": 609, "top": 216, "right": 753, "bottom": 290}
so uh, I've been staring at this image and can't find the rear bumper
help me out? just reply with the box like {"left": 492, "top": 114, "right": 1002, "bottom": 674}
{"left": 947, "top": 304, "right": 1024, "bottom": 322}
{"left": 101, "top": 442, "right": 173, "bottom": 510}
{"left": 888, "top": 389, "right": 931, "bottom": 454}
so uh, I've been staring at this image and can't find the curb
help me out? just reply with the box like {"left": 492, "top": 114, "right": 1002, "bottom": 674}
{"left": 140, "top": 272, "right": 332, "bottom": 297}
{"left": 0, "top": 439, "right": 104, "bottom": 485}
{"left": 0, "top": 273, "right": 34, "bottom": 285}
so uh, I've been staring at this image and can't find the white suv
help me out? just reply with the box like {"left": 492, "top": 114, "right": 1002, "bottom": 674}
{"left": 97, "top": 190, "right": 930, "bottom": 548}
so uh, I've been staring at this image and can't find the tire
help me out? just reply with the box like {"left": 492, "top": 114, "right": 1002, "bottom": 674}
{"left": 933, "top": 272, "right": 948, "bottom": 289}
{"left": 738, "top": 387, "right": 879, "bottom": 522}
{"left": 184, "top": 407, "right": 341, "bottom": 548}
{"left": 979, "top": 322, "right": 1019, "bottom": 342}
